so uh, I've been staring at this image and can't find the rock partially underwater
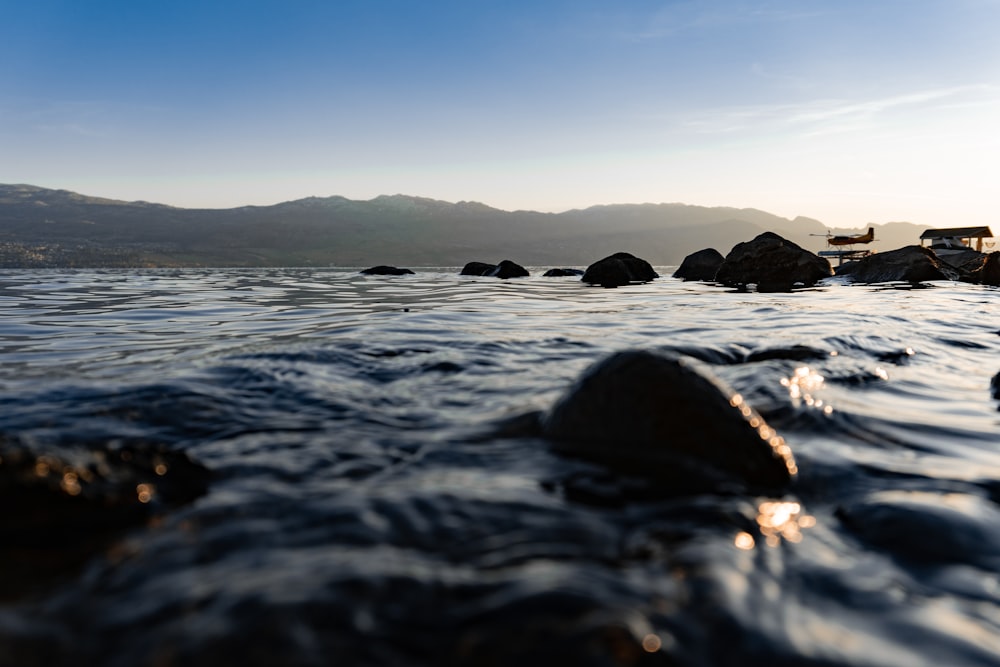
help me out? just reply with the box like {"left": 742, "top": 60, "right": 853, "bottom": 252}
{"left": 673, "top": 248, "right": 724, "bottom": 282}
{"left": 0, "top": 439, "right": 210, "bottom": 598}
{"left": 542, "top": 349, "right": 797, "bottom": 494}
{"left": 581, "top": 253, "right": 659, "bottom": 288}
{"left": 460, "top": 260, "right": 530, "bottom": 279}
{"left": 715, "top": 232, "right": 832, "bottom": 291}
{"left": 836, "top": 245, "right": 960, "bottom": 283}
{"left": 360, "top": 265, "right": 415, "bottom": 275}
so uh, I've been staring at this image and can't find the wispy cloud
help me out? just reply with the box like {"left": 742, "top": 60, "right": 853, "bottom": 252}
{"left": 674, "top": 84, "right": 1000, "bottom": 137}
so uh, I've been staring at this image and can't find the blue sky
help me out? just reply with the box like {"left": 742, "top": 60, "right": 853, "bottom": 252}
{"left": 2, "top": 1, "right": 998, "bottom": 228}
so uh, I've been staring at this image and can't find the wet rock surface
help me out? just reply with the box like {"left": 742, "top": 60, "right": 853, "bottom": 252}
{"left": 673, "top": 248, "right": 724, "bottom": 282}
{"left": 836, "top": 245, "right": 960, "bottom": 283}
{"left": 542, "top": 349, "right": 797, "bottom": 494}
{"left": 581, "top": 252, "right": 659, "bottom": 288}
{"left": 715, "top": 232, "right": 832, "bottom": 291}
{"left": 542, "top": 268, "right": 585, "bottom": 277}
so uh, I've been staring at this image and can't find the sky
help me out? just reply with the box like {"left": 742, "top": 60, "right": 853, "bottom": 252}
{"left": 2, "top": 0, "right": 999, "bottom": 229}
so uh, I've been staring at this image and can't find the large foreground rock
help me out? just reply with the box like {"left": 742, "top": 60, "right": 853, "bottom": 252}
{"left": 0, "top": 438, "right": 211, "bottom": 598}
{"left": 581, "top": 252, "right": 658, "bottom": 287}
{"left": 673, "top": 248, "right": 724, "bottom": 281}
{"left": 837, "top": 245, "right": 960, "bottom": 283}
{"left": 542, "top": 349, "right": 797, "bottom": 493}
{"left": 715, "top": 232, "right": 832, "bottom": 291}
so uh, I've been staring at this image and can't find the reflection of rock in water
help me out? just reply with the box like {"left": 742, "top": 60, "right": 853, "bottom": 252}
{"left": 0, "top": 438, "right": 210, "bottom": 600}
{"left": 543, "top": 349, "right": 797, "bottom": 495}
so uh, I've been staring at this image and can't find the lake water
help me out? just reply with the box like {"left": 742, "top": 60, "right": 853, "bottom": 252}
{"left": 1, "top": 267, "right": 999, "bottom": 666}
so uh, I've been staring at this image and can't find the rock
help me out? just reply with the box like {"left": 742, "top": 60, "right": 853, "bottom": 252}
{"left": 487, "top": 259, "right": 529, "bottom": 279}
{"left": 837, "top": 245, "right": 960, "bottom": 283}
{"left": 359, "top": 265, "right": 415, "bottom": 275}
{"left": 542, "top": 350, "right": 797, "bottom": 493}
{"left": 0, "top": 438, "right": 211, "bottom": 599}
{"left": 976, "top": 252, "right": 1000, "bottom": 286}
{"left": 715, "top": 232, "right": 832, "bottom": 291}
{"left": 581, "top": 252, "right": 659, "bottom": 288}
{"left": 542, "top": 268, "right": 584, "bottom": 277}
{"left": 991, "top": 371, "right": 1000, "bottom": 401}
{"left": 460, "top": 260, "right": 528, "bottom": 278}
{"left": 460, "top": 261, "right": 497, "bottom": 276}
{"left": 673, "top": 248, "right": 724, "bottom": 281}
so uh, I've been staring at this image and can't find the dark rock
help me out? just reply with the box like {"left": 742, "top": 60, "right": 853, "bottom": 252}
{"left": 716, "top": 232, "right": 832, "bottom": 291}
{"left": 359, "top": 265, "right": 415, "bottom": 275}
{"left": 542, "top": 349, "right": 796, "bottom": 493}
{"left": 838, "top": 245, "right": 960, "bottom": 283}
{"left": 581, "top": 252, "right": 659, "bottom": 288}
{"left": 991, "top": 371, "right": 1000, "bottom": 401}
{"left": 936, "top": 248, "right": 986, "bottom": 274}
{"left": 487, "top": 259, "right": 529, "bottom": 279}
{"left": 542, "top": 268, "right": 585, "bottom": 277}
{"left": 745, "top": 345, "right": 832, "bottom": 363}
{"left": 673, "top": 248, "right": 724, "bottom": 281}
{"left": 977, "top": 252, "right": 1000, "bottom": 286}
{"left": 460, "top": 261, "right": 497, "bottom": 276}
{"left": 0, "top": 439, "right": 211, "bottom": 599}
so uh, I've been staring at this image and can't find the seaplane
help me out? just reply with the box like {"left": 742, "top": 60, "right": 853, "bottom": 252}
{"left": 815, "top": 227, "right": 875, "bottom": 266}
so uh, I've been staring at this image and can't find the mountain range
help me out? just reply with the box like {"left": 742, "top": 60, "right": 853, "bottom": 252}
{"left": 0, "top": 184, "right": 928, "bottom": 268}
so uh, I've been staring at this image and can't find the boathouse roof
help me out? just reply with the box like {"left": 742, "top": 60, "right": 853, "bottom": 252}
{"left": 920, "top": 226, "right": 993, "bottom": 239}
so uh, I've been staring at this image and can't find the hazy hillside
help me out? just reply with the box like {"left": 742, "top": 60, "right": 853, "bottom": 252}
{"left": 0, "top": 184, "right": 929, "bottom": 268}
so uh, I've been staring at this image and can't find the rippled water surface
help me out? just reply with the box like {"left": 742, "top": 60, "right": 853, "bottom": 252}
{"left": 1, "top": 268, "right": 999, "bottom": 666}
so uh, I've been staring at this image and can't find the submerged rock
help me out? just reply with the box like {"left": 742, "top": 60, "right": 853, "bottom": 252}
{"left": 715, "top": 232, "right": 832, "bottom": 291}
{"left": 673, "top": 248, "right": 724, "bottom": 281}
{"left": 837, "top": 245, "right": 960, "bottom": 283}
{"left": 542, "top": 268, "right": 585, "bottom": 277}
{"left": 836, "top": 491, "right": 1000, "bottom": 567}
{"left": 360, "top": 265, "right": 415, "bottom": 275}
{"left": 542, "top": 349, "right": 797, "bottom": 493}
{"left": 581, "top": 252, "right": 658, "bottom": 288}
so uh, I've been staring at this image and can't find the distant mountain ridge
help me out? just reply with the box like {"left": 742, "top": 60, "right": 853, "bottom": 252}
{"left": 0, "top": 184, "right": 927, "bottom": 268}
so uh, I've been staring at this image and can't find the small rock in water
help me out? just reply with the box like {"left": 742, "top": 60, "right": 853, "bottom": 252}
{"left": 673, "top": 248, "right": 724, "bottom": 282}
{"left": 359, "top": 265, "right": 415, "bottom": 275}
{"left": 581, "top": 252, "right": 658, "bottom": 288}
{"left": 460, "top": 260, "right": 529, "bottom": 278}
{"left": 542, "top": 268, "right": 584, "bottom": 277}
{"left": 991, "top": 371, "right": 1000, "bottom": 401}
{"left": 542, "top": 349, "right": 797, "bottom": 493}
{"left": 459, "top": 261, "right": 496, "bottom": 276}
{"left": 487, "top": 259, "right": 530, "bottom": 279}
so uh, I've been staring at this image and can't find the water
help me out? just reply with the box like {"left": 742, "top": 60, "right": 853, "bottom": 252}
{"left": 0, "top": 268, "right": 998, "bottom": 666}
